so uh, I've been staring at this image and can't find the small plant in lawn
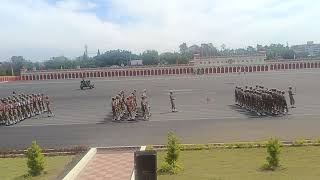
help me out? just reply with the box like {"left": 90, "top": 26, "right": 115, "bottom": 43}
{"left": 191, "top": 144, "right": 206, "bottom": 150}
{"left": 26, "top": 141, "right": 45, "bottom": 176}
{"left": 315, "top": 139, "right": 320, "bottom": 146}
{"left": 247, "top": 143, "right": 255, "bottom": 148}
{"left": 145, "top": 145, "right": 154, "bottom": 151}
{"left": 263, "top": 138, "right": 281, "bottom": 171}
{"left": 293, "top": 139, "right": 306, "bottom": 146}
{"left": 234, "top": 143, "right": 242, "bottom": 148}
{"left": 158, "top": 132, "right": 182, "bottom": 174}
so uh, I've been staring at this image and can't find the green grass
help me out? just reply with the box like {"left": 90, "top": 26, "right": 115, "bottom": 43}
{"left": 0, "top": 156, "right": 75, "bottom": 180}
{"left": 158, "top": 146, "right": 320, "bottom": 180}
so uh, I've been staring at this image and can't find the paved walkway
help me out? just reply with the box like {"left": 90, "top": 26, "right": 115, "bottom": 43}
{"left": 77, "top": 150, "right": 134, "bottom": 180}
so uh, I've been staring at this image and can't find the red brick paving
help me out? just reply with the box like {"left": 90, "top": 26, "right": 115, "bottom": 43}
{"left": 77, "top": 151, "right": 134, "bottom": 180}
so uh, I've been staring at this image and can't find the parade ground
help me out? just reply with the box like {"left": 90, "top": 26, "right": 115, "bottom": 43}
{"left": 1, "top": 70, "right": 320, "bottom": 149}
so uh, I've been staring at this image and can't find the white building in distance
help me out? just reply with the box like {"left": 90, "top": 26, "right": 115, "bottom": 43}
{"left": 291, "top": 41, "right": 320, "bottom": 57}
{"left": 130, "top": 60, "right": 143, "bottom": 66}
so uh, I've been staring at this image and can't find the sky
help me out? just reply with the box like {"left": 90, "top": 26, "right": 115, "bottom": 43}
{"left": 0, "top": 0, "right": 319, "bottom": 61}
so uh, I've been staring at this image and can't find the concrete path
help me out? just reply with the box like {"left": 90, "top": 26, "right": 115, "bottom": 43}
{"left": 77, "top": 150, "right": 134, "bottom": 180}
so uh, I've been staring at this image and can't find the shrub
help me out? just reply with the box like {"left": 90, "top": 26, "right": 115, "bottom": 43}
{"left": 26, "top": 141, "right": 44, "bottom": 176}
{"left": 165, "top": 132, "right": 181, "bottom": 166}
{"left": 158, "top": 132, "right": 182, "bottom": 174}
{"left": 190, "top": 144, "right": 206, "bottom": 150}
{"left": 158, "top": 161, "right": 182, "bottom": 175}
{"left": 207, "top": 144, "right": 215, "bottom": 150}
{"left": 264, "top": 138, "right": 281, "bottom": 170}
{"left": 293, "top": 139, "right": 306, "bottom": 146}
{"left": 145, "top": 145, "right": 154, "bottom": 151}
{"left": 246, "top": 143, "right": 255, "bottom": 148}
{"left": 314, "top": 139, "right": 320, "bottom": 146}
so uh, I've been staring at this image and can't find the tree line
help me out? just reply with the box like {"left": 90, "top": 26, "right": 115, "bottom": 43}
{"left": 0, "top": 43, "right": 307, "bottom": 76}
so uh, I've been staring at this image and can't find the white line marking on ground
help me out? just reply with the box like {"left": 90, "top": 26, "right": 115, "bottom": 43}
{"left": 164, "top": 89, "right": 195, "bottom": 92}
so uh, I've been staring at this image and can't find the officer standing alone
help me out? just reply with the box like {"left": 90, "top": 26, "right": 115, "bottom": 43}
{"left": 288, "top": 87, "right": 295, "bottom": 108}
{"left": 169, "top": 91, "right": 176, "bottom": 112}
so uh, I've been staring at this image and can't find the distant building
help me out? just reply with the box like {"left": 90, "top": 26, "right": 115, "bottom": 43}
{"left": 130, "top": 60, "right": 143, "bottom": 66}
{"left": 291, "top": 41, "right": 320, "bottom": 57}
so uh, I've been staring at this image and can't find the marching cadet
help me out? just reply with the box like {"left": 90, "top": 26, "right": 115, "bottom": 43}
{"left": 142, "top": 89, "right": 147, "bottom": 99}
{"left": 28, "top": 95, "right": 34, "bottom": 117}
{"left": 15, "top": 98, "right": 22, "bottom": 122}
{"left": 115, "top": 95, "right": 122, "bottom": 120}
{"left": 169, "top": 91, "right": 176, "bottom": 112}
{"left": 21, "top": 96, "right": 27, "bottom": 120}
{"left": 111, "top": 97, "right": 117, "bottom": 121}
{"left": 235, "top": 86, "right": 238, "bottom": 104}
{"left": 41, "top": 94, "right": 46, "bottom": 112}
{"left": 13, "top": 99, "right": 20, "bottom": 123}
{"left": 4, "top": 100, "right": 11, "bottom": 126}
{"left": 32, "top": 94, "right": 39, "bottom": 115}
{"left": 132, "top": 89, "right": 137, "bottom": 107}
{"left": 141, "top": 95, "right": 149, "bottom": 120}
{"left": 119, "top": 90, "right": 126, "bottom": 116}
{"left": 8, "top": 100, "right": 14, "bottom": 124}
{"left": 0, "top": 100, "right": 4, "bottom": 125}
{"left": 37, "top": 94, "right": 42, "bottom": 113}
{"left": 26, "top": 95, "right": 32, "bottom": 118}
{"left": 126, "top": 95, "right": 134, "bottom": 121}
{"left": 280, "top": 91, "right": 288, "bottom": 114}
{"left": 288, "top": 87, "right": 295, "bottom": 108}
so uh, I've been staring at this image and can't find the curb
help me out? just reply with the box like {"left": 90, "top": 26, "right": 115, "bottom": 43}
{"left": 62, "top": 148, "right": 97, "bottom": 180}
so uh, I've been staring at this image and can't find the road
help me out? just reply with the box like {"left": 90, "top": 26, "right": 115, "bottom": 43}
{"left": 1, "top": 70, "right": 320, "bottom": 149}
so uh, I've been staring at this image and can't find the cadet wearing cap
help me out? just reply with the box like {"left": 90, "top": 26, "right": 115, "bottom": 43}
{"left": 169, "top": 90, "right": 176, "bottom": 112}
{"left": 288, "top": 87, "right": 295, "bottom": 108}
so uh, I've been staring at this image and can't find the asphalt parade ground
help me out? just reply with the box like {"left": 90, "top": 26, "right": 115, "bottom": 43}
{"left": 1, "top": 70, "right": 320, "bottom": 149}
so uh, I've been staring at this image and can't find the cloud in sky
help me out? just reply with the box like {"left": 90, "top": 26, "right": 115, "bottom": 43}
{"left": 0, "top": 0, "right": 319, "bottom": 61}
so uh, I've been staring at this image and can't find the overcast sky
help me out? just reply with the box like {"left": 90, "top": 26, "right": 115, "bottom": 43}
{"left": 0, "top": 0, "right": 319, "bottom": 61}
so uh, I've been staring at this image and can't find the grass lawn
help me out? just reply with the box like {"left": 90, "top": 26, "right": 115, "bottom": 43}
{"left": 158, "top": 146, "right": 320, "bottom": 180}
{"left": 0, "top": 155, "right": 75, "bottom": 180}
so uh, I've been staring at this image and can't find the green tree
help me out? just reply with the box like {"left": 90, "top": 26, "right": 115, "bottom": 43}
{"left": 179, "top": 43, "right": 188, "bottom": 54}
{"left": 247, "top": 46, "right": 257, "bottom": 54}
{"left": 265, "top": 43, "right": 294, "bottom": 60}
{"left": 11, "top": 56, "right": 25, "bottom": 75}
{"left": 165, "top": 132, "right": 181, "bottom": 166}
{"left": 188, "top": 44, "right": 201, "bottom": 56}
{"left": 26, "top": 141, "right": 45, "bottom": 176}
{"left": 141, "top": 50, "right": 159, "bottom": 65}
{"left": 221, "top": 44, "right": 226, "bottom": 51}
{"left": 159, "top": 132, "right": 182, "bottom": 174}
{"left": 208, "top": 43, "right": 218, "bottom": 56}
{"left": 160, "top": 52, "right": 179, "bottom": 65}
{"left": 44, "top": 56, "right": 76, "bottom": 70}
{"left": 94, "top": 50, "right": 138, "bottom": 67}
{"left": 264, "top": 138, "right": 281, "bottom": 170}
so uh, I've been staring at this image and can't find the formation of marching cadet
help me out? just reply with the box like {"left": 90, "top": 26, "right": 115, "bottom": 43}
{"left": 111, "top": 89, "right": 151, "bottom": 121}
{"left": 0, "top": 93, "right": 54, "bottom": 126}
{"left": 234, "top": 85, "right": 295, "bottom": 116}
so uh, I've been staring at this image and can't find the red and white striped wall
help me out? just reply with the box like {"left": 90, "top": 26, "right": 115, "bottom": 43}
{"left": 0, "top": 76, "right": 20, "bottom": 82}
{"left": 20, "top": 60, "right": 320, "bottom": 81}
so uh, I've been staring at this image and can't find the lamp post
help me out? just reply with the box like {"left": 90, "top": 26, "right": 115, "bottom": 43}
{"left": 10, "top": 59, "right": 14, "bottom": 76}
